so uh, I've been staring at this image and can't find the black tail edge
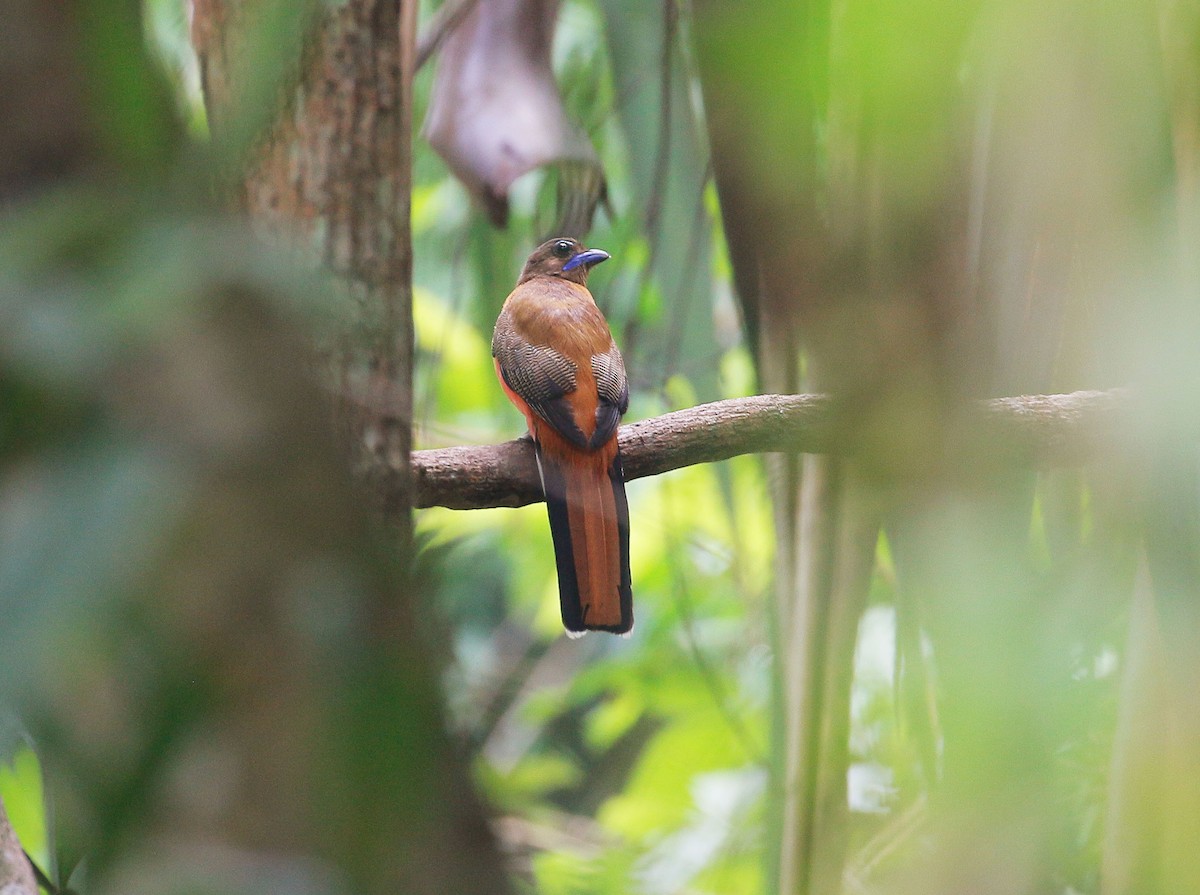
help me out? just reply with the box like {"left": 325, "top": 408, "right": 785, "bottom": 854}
{"left": 539, "top": 446, "right": 633, "bottom": 636}
{"left": 609, "top": 452, "right": 634, "bottom": 633}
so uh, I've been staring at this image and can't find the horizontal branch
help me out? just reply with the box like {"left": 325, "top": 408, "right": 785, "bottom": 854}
{"left": 412, "top": 389, "right": 1132, "bottom": 510}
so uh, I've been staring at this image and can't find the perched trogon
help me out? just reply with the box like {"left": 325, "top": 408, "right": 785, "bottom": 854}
{"left": 492, "top": 238, "right": 633, "bottom": 636}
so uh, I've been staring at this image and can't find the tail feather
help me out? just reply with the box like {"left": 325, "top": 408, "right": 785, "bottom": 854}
{"left": 538, "top": 444, "right": 633, "bottom": 635}
{"left": 610, "top": 454, "right": 633, "bottom": 624}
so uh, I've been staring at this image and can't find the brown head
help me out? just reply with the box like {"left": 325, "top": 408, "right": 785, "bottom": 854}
{"left": 518, "top": 237, "right": 610, "bottom": 286}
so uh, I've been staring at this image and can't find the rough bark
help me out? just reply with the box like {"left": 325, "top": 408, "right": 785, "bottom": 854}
{"left": 193, "top": 0, "right": 415, "bottom": 521}
{"left": 0, "top": 3, "right": 509, "bottom": 895}
{"left": 186, "top": 3, "right": 514, "bottom": 894}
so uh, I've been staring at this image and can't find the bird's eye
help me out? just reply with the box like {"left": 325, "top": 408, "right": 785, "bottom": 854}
{"left": 553, "top": 240, "right": 574, "bottom": 258}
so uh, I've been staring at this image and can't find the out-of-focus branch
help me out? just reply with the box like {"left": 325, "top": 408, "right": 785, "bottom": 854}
{"left": 412, "top": 389, "right": 1132, "bottom": 510}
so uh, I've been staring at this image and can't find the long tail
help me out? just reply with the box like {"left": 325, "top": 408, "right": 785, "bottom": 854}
{"left": 537, "top": 446, "right": 632, "bottom": 635}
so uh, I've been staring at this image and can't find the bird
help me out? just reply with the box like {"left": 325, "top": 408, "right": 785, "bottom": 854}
{"left": 492, "top": 237, "right": 633, "bottom": 636}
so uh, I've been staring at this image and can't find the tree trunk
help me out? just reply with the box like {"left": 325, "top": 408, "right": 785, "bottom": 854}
{"left": 1, "top": 2, "right": 511, "bottom": 893}
{"left": 187, "top": 4, "right": 514, "bottom": 894}
{"left": 192, "top": 0, "right": 415, "bottom": 524}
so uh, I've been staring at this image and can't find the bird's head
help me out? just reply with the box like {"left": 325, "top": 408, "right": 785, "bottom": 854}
{"left": 519, "top": 237, "right": 610, "bottom": 286}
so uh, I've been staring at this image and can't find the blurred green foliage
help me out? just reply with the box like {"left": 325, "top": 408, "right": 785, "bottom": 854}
{"left": 2, "top": 0, "right": 1197, "bottom": 893}
{"left": 413, "top": 0, "right": 1200, "bottom": 891}
{"left": 0, "top": 744, "right": 48, "bottom": 877}
{"left": 411, "top": 3, "right": 780, "bottom": 890}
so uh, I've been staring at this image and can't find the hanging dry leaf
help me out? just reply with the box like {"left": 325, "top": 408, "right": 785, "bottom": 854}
{"left": 422, "top": 0, "right": 602, "bottom": 229}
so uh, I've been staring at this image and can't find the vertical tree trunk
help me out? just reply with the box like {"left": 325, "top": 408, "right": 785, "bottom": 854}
{"left": 1, "top": 2, "right": 511, "bottom": 893}
{"left": 188, "top": 5, "right": 514, "bottom": 895}
{"left": 192, "top": 0, "right": 415, "bottom": 525}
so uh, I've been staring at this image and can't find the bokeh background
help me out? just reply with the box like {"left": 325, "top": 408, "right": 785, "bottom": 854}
{"left": 2, "top": 1, "right": 1199, "bottom": 894}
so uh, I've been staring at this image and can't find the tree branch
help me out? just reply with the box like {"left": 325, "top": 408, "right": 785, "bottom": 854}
{"left": 413, "top": 388, "right": 1132, "bottom": 510}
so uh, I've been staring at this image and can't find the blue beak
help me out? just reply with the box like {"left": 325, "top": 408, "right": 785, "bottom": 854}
{"left": 562, "top": 248, "right": 610, "bottom": 272}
